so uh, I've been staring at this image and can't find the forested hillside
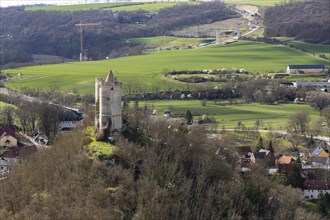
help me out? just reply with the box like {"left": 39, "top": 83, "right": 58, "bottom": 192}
{"left": 0, "top": 109, "right": 322, "bottom": 219}
{"left": 0, "top": 2, "right": 238, "bottom": 66}
{"left": 264, "top": 0, "right": 330, "bottom": 44}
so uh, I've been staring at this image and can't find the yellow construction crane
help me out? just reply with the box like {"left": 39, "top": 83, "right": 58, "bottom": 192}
{"left": 75, "top": 20, "right": 101, "bottom": 61}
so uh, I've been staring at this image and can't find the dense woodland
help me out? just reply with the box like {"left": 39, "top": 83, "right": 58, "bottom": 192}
{"left": 264, "top": 0, "right": 330, "bottom": 44}
{"left": 0, "top": 2, "right": 238, "bottom": 66}
{"left": 0, "top": 108, "right": 323, "bottom": 219}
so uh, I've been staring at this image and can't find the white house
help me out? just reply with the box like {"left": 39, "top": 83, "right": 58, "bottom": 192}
{"left": 58, "top": 108, "right": 83, "bottom": 131}
{"left": 0, "top": 157, "right": 18, "bottom": 175}
{"left": 304, "top": 180, "right": 330, "bottom": 200}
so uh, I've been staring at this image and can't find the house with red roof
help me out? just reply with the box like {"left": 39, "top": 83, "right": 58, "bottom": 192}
{"left": 277, "top": 155, "right": 293, "bottom": 165}
{"left": 236, "top": 146, "right": 254, "bottom": 164}
{"left": 0, "top": 127, "right": 17, "bottom": 147}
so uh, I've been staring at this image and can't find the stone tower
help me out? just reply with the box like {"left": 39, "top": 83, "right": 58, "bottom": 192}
{"left": 95, "top": 70, "right": 122, "bottom": 136}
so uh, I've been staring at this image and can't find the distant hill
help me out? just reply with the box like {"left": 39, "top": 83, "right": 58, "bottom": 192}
{"left": 264, "top": 0, "right": 330, "bottom": 44}
{"left": 0, "top": 2, "right": 238, "bottom": 67}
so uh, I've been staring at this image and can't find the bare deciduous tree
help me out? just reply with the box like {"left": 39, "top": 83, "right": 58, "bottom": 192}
{"left": 287, "top": 112, "right": 310, "bottom": 136}
{"left": 306, "top": 91, "right": 330, "bottom": 111}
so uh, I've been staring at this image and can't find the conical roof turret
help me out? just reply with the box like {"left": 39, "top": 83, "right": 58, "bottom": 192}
{"left": 105, "top": 70, "right": 114, "bottom": 83}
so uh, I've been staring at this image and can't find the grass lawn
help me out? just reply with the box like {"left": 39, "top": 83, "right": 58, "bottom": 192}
{"left": 84, "top": 126, "right": 113, "bottom": 157}
{"left": 139, "top": 100, "right": 322, "bottom": 129}
{"left": 25, "top": 2, "right": 197, "bottom": 12}
{"left": 4, "top": 41, "right": 328, "bottom": 94}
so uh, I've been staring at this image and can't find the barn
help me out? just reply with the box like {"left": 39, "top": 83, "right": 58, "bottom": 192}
{"left": 286, "top": 64, "right": 325, "bottom": 74}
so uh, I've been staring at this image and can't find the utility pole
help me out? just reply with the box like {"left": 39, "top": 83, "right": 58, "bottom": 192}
{"left": 236, "top": 23, "right": 241, "bottom": 38}
{"left": 215, "top": 29, "right": 220, "bottom": 44}
{"left": 75, "top": 20, "right": 101, "bottom": 61}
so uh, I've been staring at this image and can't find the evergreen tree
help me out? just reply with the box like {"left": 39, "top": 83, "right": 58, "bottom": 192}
{"left": 268, "top": 140, "right": 274, "bottom": 153}
{"left": 134, "top": 100, "right": 139, "bottom": 109}
{"left": 287, "top": 167, "right": 304, "bottom": 189}
{"left": 185, "top": 110, "right": 193, "bottom": 124}
{"left": 317, "top": 191, "right": 328, "bottom": 217}
{"left": 256, "top": 137, "right": 263, "bottom": 152}
{"left": 123, "top": 98, "right": 129, "bottom": 109}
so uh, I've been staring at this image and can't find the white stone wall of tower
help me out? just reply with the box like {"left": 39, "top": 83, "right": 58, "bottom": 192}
{"left": 110, "top": 84, "right": 122, "bottom": 130}
{"left": 95, "top": 79, "right": 100, "bottom": 103}
{"left": 99, "top": 84, "right": 111, "bottom": 129}
{"left": 95, "top": 79, "right": 101, "bottom": 125}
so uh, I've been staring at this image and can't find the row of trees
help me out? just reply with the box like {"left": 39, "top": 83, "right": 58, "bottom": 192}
{"left": 0, "top": 102, "right": 61, "bottom": 138}
{"left": 13, "top": 78, "right": 330, "bottom": 110}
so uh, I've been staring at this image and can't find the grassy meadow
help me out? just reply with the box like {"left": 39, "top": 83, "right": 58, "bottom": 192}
{"left": 276, "top": 37, "right": 330, "bottom": 59}
{"left": 139, "top": 100, "right": 321, "bottom": 129}
{"left": 4, "top": 41, "right": 328, "bottom": 93}
{"left": 24, "top": 0, "right": 285, "bottom": 11}
{"left": 129, "top": 36, "right": 213, "bottom": 48}
{"left": 25, "top": 2, "right": 197, "bottom": 12}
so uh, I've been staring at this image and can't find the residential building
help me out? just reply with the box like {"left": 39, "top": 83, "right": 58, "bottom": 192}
{"left": 311, "top": 147, "right": 329, "bottom": 157}
{"left": 304, "top": 180, "right": 330, "bottom": 200}
{"left": 309, "top": 156, "right": 330, "bottom": 169}
{"left": 0, "top": 157, "right": 18, "bottom": 175}
{"left": 252, "top": 149, "right": 275, "bottom": 167}
{"left": 236, "top": 146, "right": 254, "bottom": 163}
{"left": 277, "top": 155, "right": 293, "bottom": 165}
{"left": 58, "top": 108, "right": 83, "bottom": 131}
{"left": 0, "top": 127, "right": 17, "bottom": 147}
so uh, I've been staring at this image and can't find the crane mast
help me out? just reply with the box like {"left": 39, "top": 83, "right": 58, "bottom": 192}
{"left": 75, "top": 20, "right": 101, "bottom": 61}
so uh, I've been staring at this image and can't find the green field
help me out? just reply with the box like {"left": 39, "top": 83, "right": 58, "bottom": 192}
{"left": 24, "top": 0, "right": 285, "bottom": 11}
{"left": 276, "top": 37, "right": 330, "bottom": 60}
{"left": 4, "top": 41, "right": 328, "bottom": 94}
{"left": 140, "top": 100, "right": 321, "bottom": 129}
{"left": 224, "top": 0, "right": 289, "bottom": 6}
{"left": 129, "top": 36, "right": 213, "bottom": 48}
{"left": 25, "top": 2, "right": 196, "bottom": 12}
